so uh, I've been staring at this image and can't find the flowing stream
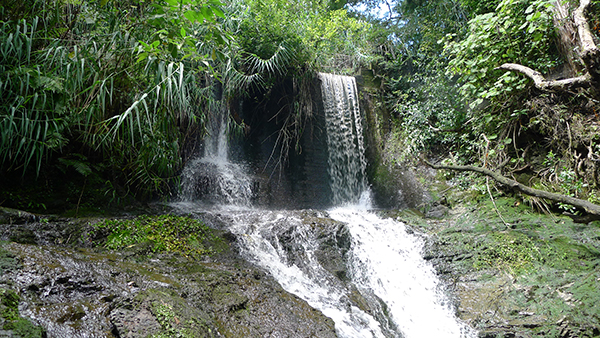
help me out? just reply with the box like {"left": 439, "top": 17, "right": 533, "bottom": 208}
{"left": 175, "top": 74, "right": 476, "bottom": 337}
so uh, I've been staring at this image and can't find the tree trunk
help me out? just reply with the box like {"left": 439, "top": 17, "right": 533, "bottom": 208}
{"left": 551, "top": 0, "right": 581, "bottom": 77}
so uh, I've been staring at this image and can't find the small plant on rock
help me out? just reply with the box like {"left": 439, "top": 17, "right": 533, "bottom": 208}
{"left": 93, "top": 215, "right": 222, "bottom": 259}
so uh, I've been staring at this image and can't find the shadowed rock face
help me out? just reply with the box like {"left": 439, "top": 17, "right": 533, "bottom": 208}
{"left": 0, "top": 218, "right": 338, "bottom": 338}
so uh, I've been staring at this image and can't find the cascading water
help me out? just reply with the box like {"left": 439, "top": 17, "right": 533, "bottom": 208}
{"left": 329, "top": 207, "right": 475, "bottom": 337}
{"left": 178, "top": 101, "right": 253, "bottom": 207}
{"left": 175, "top": 74, "right": 476, "bottom": 337}
{"left": 319, "top": 73, "right": 369, "bottom": 205}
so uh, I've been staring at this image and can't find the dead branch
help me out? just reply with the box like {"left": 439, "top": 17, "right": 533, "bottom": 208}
{"left": 496, "top": 0, "right": 599, "bottom": 91}
{"left": 574, "top": 0, "right": 599, "bottom": 69}
{"left": 421, "top": 157, "right": 600, "bottom": 217}
{"left": 495, "top": 63, "right": 591, "bottom": 90}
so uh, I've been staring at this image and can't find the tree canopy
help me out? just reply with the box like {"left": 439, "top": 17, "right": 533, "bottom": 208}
{"left": 2, "top": 0, "right": 600, "bottom": 212}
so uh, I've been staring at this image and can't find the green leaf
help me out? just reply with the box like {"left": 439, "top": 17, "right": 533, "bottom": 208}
{"left": 201, "top": 7, "right": 214, "bottom": 22}
{"left": 213, "top": 7, "right": 225, "bottom": 19}
{"left": 137, "top": 52, "right": 149, "bottom": 63}
{"left": 184, "top": 10, "right": 197, "bottom": 23}
{"left": 525, "top": 5, "right": 534, "bottom": 14}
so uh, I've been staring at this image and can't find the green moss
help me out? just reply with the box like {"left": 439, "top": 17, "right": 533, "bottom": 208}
{"left": 93, "top": 215, "right": 223, "bottom": 259}
{"left": 0, "top": 244, "right": 19, "bottom": 274}
{"left": 472, "top": 231, "right": 543, "bottom": 274}
{"left": 0, "top": 288, "right": 44, "bottom": 337}
{"left": 1, "top": 289, "right": 20, "bottom": 322}
{"left": 9, "top": 318, "right": 44, "bottom": 338}
{"left": 420, "top": 194, "right": 600, "bottom": 336}
{"left": 135, "top": 289, "right": 218, "bottom": 338}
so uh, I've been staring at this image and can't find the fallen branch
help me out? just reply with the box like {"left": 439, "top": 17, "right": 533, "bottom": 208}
{"left": 421, "top": 157, "right": 600, "bottom": 217}
{"left": 496, "top": 0, "right": 600, "bottom": 91}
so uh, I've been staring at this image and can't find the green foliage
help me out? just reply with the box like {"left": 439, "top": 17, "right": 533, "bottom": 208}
{"left": 0, "top": 0, "right": 234, "bottom": 197}
{"left": 0, "top": 0, "right": 380, "bottom": 199}
{"left": 228, "top": 0, "right": 374, "bottom": 75}
{"left": 93, "top": 215, "right": 221, "bottom": 258}
{"left": 9, "top": 318, "right": 45, "bottom": 338}
{"left": 136, "top": 0, "right": 230, "bottom": 64}
{"left": 150, "top": 302, "right": 196, "bottom": 338}
{"left": 0, "top": 289, "right": 20, "bottom": 322}
{"left": 445, "top": 0, "right": 558, "bottom": 105}
{"left": 375, "top": 0, "right": 474, "bottom": 159}
{"left": 0, "top": 17, "right": 70, "bottom": 175}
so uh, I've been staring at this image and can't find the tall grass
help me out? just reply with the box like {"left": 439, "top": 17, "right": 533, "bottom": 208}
{"left": 0, "top": 0, "right": 217, "bottom": 196}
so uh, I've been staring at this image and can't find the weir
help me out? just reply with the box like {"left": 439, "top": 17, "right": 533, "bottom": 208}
{"left": 175, "top": 73, "right": 476, "bottom": 337}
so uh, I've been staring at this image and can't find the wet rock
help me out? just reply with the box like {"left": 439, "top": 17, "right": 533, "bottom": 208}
{"left": 111, "top": 289, "right": 218, "bottom": 338}
{"left": 315, "top": 220, "right": 352, "bottom": 281}
{"left": 0, "top": 288, "right": 45, "bottom": 338}
{"left": 0, "top": 207, "right": 38, "bottom": 225}
{"left": 0, "top": 218, "right": 339, "bottom": 338}
{"left": 0, "top": 247, "right": 19, "bottom": 275}
{"left": 298, "top": 211, "right": 352, "bottom": 282}
{"left": 8, "top": 228, "right": 36, "bottom": 245}
{"left": 111, "top": 306, "right": 162, "bottom": 338}
{"left": 425, "top": 202, "right": 449, "bottom": 219}
{"left": 411, "top": 197, "right": 600, "bottom": 338}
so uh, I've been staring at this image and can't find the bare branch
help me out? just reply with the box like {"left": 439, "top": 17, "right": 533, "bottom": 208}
{"left": 574, "top": 0, "right": 597, "bottom": 57}
{"left": 421, "top": 157, "right": 600, "bottom": 217}
{"left": 496, "top": 0, "right": 600, "bottom": 91}
{"left": 495, "top": 63, "right": 591, "bottom": 90}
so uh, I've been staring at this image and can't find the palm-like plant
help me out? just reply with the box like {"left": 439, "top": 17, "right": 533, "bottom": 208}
{"left": 0, "top": 0, "right": 227, "bottom": 197}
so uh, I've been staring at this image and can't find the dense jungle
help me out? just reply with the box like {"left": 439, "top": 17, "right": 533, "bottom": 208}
{"left": 1, "top": 0, "right": 600, "bottom": 337}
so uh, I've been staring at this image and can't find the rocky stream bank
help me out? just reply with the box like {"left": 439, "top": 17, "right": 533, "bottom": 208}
{"left": 0, "top": 207, "right": 337, "bottom": 338}
{"left": 390, "top": 196, "right": 600, "bottom": 338}
{"left": 1, "top": 198, "right": 599, "bottom": 338}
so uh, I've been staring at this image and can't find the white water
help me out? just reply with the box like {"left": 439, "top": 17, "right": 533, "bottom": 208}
{"left": 330, "top": 206, "right": 475, "bottom": 338}
{"left": 176, "top": 74, "right": 476, "bottom": 337}
{"left": 179, "top": 102, "right": 253, "bottom": 206}
{"left": 202, "top": 203, "right": 476, "bottom": 338}
{"left": 224, "top": 210, "right": 390, "bottom": 338}
{"left": 319, "top": 73, "right": 369, "bottom": 205}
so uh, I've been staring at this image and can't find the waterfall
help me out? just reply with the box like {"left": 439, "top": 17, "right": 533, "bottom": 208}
{"left": 224, "top": 210, "right": 393, "bottom": 338}
{"left": 173, "top": 73, "right": 476, "bottom": 337}
{"left": 329, "top": 207, "right": 476, "bottom": 338}
{"left": 222, "top": 208, "right": 476, "bottom": 338}
{"left": 178, "top": 101, "right": 253, "bottom": 207}
{"left": 319, "top": 73, "right": 369, "bottom": 205}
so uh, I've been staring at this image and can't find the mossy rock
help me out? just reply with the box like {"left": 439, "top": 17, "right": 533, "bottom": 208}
{"left": 0, "top": 244, "right": 19, "bottom": 274}
{"left": 0, "top": 288, "right": 44, "bottom": 338}
{"left": 0, "top": 207, "right": 37, "bottom": 225}
{"left": 411, "top": 195, "right": 600, "bottom": 337}
{"left": 111, "top": 288, "right": 218, "bottom": 338}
